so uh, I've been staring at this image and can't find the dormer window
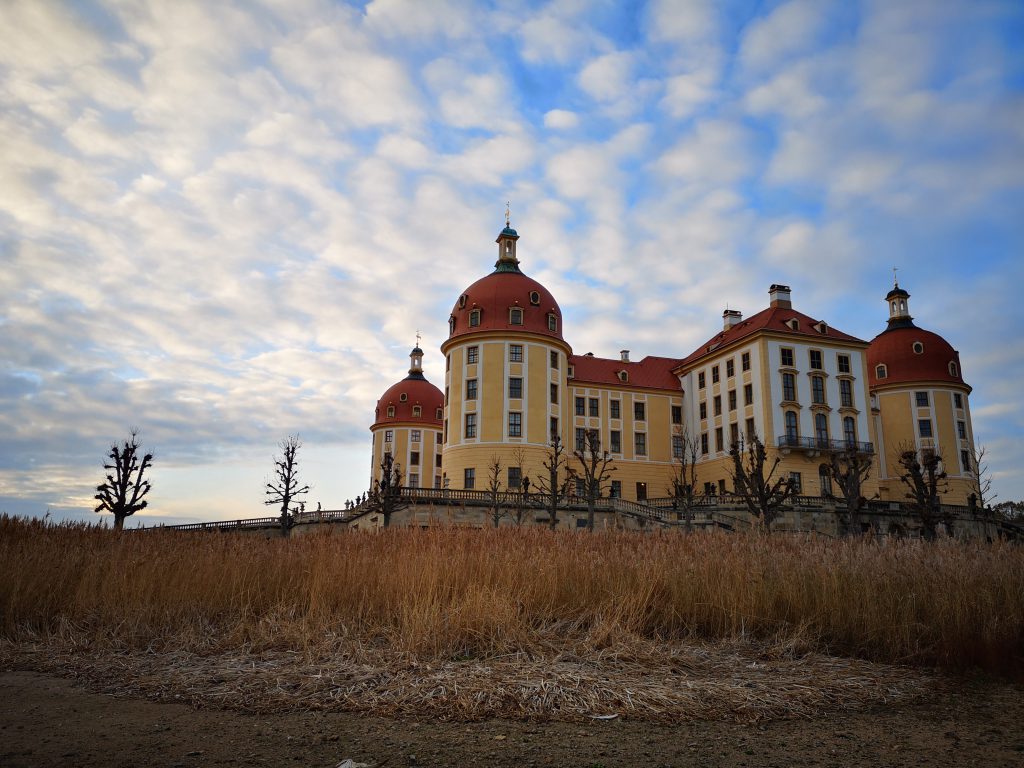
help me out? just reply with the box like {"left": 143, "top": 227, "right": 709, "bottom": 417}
{"left": 412, "top": 406, "right": 421, "bottom": 417}
{"left": 567, "top": 365, "right": 575, "bottom": 378}
{"left": 547, "top": 313, "right": 557, "bottom": 332}
{"left": 436, "top": 408, "right": 443, "bottom": 419}
{"left": 387, "top": 406, "right": 395, "bottom": 417}
{"left": 618, "top": 370, "right": 628, "bottom": 383}
{"left": 875, "top": 364, "right": 887, "bottom": 379}
{"left": 912, "top": 341, "right": 924, "bottom": 354}
{"left": 786, "top": 318, "right": 800, "bottom": 331}
{"left": 814, "top": 321, "right": 828, "bottom": 334}
{"left": 948, "top": 361, "right": 958, "bottom": 377}
{"left": 509, "top": 307, "right": 523, "bottom": 325}
{"left": 469, "top": 309, "right": 481, "bottom": 327}
{"left": 459, "top": 294, "right": 467, "bottom": 309}
{"left": 529, "top": 291, "right": 540, "bottom": 305}
{"left": 399, "top": 393, "right": 408, "bottom": 402}
{"left": 449, "top": 316, "right": 456, "bottom": 334}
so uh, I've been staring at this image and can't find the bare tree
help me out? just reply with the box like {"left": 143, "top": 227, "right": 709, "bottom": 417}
{"left": 365, "top": 452, "right": 405, "bottom": 528}
{"left": 509, "top": 446, "right": 530, "bottom": 526}
{"left": 265, "top": 435, "right": 310, "bottom": 536}
{"left": 896, "top": 444, "right": 949, "bottom": 540}
{"left": 94, "top": 429, "right": 153, "bottom": 530}
{"left": 822, "top": 448, "right": 873, "bottom": 535}
{"left": 486, "top": 455, "right": 506, "bottom": 527}
{"left": 536, "top": 434, "right": 573, "bottom": 530}
{"left": 667, "top": 427, "right": 702, "bottom": 530}
{"left": 967, "top": 442, "right": 997, "bottom": 514}
{"left": 573, "top": 429, "right": 615, "bottom": 531}
{"left": 728, "top": 434, "right": 795, "bottom": 533}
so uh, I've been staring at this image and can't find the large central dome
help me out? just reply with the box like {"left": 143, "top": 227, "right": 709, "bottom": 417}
{"left": 447, "top": 224, "right": 563, "bottom": 342}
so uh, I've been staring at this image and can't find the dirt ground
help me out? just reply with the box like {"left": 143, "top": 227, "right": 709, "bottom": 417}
{"left": 1, "top": 669, "right": 1022, "bottom": 768}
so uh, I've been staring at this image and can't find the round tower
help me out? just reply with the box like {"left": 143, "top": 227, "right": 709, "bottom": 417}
{"left": 370, "top": 346, "right": 444, "bottom": 491}
{"left": 867, "top": 281, "right": 975, "bottom": 504}
{"left": 439, "top": 218, "right": 572, "bottom": 491}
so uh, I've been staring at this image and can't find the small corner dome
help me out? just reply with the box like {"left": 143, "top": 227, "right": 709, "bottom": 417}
{"left": 867, "top": 326, "right": 968, "bottom": 390}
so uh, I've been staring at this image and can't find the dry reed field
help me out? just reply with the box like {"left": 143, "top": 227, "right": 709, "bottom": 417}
{"left": 1, "top": 515, "right": 1022, "bottom": 722}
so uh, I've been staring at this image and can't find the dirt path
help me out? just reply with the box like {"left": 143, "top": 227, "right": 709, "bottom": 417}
{"left": 2, "top": 670, "right": 1022, "bottom": 768}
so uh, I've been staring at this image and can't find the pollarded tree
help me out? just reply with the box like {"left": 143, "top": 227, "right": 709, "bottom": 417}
{"left": 896, "top": 444, "right": 949, "bottom": 540}
{"left": 573, "top": 428, "right": 615, "bottom": 532}
{"left": 94, "top": 429, "right": 153, "bottom": 530}
{"left": 667, "top": 427, "right": 702, "bottom": 531}
{"left": 365, "top": 452, "right": 406, "bottom": 528}
{"left": 822, "top": 448, "right": 874, "bottom": 535}
{"left": 536, "top": 434, "right": 573, "bottom": 530}
{"left": 728, "top": 434, "right": 795, "bottom": 533}
{"left": 265, "top": 435, "right": 310, "bottom": 536}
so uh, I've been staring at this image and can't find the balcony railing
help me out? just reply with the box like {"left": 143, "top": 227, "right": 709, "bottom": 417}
{"left": 777, "top": 435, "right": 874, "bottom": 454}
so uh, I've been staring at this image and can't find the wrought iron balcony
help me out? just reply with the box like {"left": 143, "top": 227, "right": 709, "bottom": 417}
{"left": 777, "top": 435, "right": 874, "bottom": 454}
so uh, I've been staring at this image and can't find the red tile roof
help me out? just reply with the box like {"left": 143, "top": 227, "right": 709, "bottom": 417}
{"left": 867, "top": 325, "right": 969, "bottom": 391}
{"left": 569, "top": 354, "right": 681, "bottom": 391}
{"left": 676, "top": 306, "right": 866, "bottom": 370}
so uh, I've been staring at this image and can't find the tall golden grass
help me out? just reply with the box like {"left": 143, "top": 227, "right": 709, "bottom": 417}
{"left": 1, "top": 515, "right": 1021, "bottom": 675}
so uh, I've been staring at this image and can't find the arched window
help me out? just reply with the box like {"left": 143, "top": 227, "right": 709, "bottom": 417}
{"left": 449, "top": 316, "right": 456, "bottom": 334}
{"left": 785, "top": 411, "right": 799, "bottom": 443}
{"left": 875, "top": 364, "right": 887, "bottom": 379}
{"left": 412, "top": 406, "right": 421, "bottom": 417}
{"left": 843, "top": 416, "right": 856, "bottom": 446}
{"left": 948, "top": 361, "right": 958, "bottom": 377}
{"left": 387, "top": 406, "right": 395, "bottom": 417}
{"left": 814, "top": 413, "right": 828, "bottom": 447}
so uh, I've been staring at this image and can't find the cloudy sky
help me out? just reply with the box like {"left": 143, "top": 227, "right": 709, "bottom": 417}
{"left": 2, "top": 0, "right": 1022, "bottom": 526}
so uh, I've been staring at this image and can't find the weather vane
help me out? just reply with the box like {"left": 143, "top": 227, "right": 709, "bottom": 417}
{"left": 505, "top": 200, "right": 511, "bottom": 228}
{"left": 415, "top": 329, "right": 421, "bottom": 347}
{"left": 893, "top": 265, "right": 899, "bottom": 287}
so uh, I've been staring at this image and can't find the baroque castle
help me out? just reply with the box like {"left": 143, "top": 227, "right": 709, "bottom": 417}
{"left": 367, "top": 218, "right": 981, "bottom": 534}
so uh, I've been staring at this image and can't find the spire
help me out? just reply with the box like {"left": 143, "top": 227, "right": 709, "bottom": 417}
{"left": 494, "top": 209, "right": 521, "bottom": 273}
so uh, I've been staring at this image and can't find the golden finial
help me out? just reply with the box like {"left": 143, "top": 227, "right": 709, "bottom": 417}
{"left": 505, "top": 200, "right": 511, "bottom": 228}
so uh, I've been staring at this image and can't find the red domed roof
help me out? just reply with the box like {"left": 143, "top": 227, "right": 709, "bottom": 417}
{"left": 868, "top": 325, "right": 969, "bottom": 390}
{"left": 372, "top": 376, "right": 443, "bottom": 429}
{"left": 448, "top": 270, "right": 563, "bottom": 342}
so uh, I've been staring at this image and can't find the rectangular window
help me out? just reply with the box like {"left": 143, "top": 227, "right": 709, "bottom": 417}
{"left": 728, "top": 389, "right": 737, "bottom": 411}
{"left": 510, "top": 308, "right": 523, "bottom": 325}
{"left": 712, "top": 365, "right": 720, "bottom": 383}
{"left": 465, "top": 413, "right": 477, "bottom": 438}
{"left": 467, "top": 346, "right": 479, "bottom": 364}
{"left": 715, "top": 427, "right": 723, "bottom": 452}
{"left": 384, "top": 429, "right": 393, "bottom": 443}
{"left": 508, "top": 412, "right": 522, "bottom": 437}
{"left": 408, "top": 473, "right": 419, "bottom": 488}
{"left": 713, "top": 395, "right": 722, "bottom": 416}
{"left": 610, "top": 430, "right": 621, "bottom": 453}
{"left": 671, "top": 405, "right": 682, "bottom": 424}
{"left": 446, "top": 354, "right": 451, "bottom": 371}
{"left": 957, "top": 420, "right": 967, "bottom": 440}
{"left": 509, "top": 344, "right": 523, "bottom": 362}
{"left": 469, "top": 310, "right": 481, "bottom": 327}
{"left": 781, "top": 348, "right": 794, "bottom": 367}
{"left": 634, "top": 432, "right": 647, "bottom": 456}
{"left": 464, "top": 467, "right": 475, "bottom": 489}
{"left": 634, "top": 401, "right": 645, "bottom": 421}
{"left": 699, "top": 401, "right": 707, "bottom": 420}
{"left": 547, "top": 314, "right": 558, "bottom": 331}
{"left": 783, "top": 373, "right": 796, "bottom": 401}
{"left": 550, "top": 383, "right": 558, "bottom": 404}
{"left": 916, "top": 391, "right": 929, "bottom": 407}
{"left": 838, "top": 354, "right": 851, "bottom": 374}
{"left": 726, "top": 360, "right": 735, "bottom": 378}
{"left": 436, "top": 432, "right": 442, "bottom": 445}
{"left": 704, "top": 482, "right": 715, "bottom": 495}
{"left": 550, "top": 350, "right": 558, "bottom": 369}
{"left": 672, "top": 434, "right": 683, "bottom": 459}
{"left": 610, "top": 400, "right": 621, "bottom": 419}
{"left": 743, "top": 383, "right": 753, "bottom": 406}
{"left": 819, "top": 468, "right": 833, "bottom": 496}
{"left": 730, "top": 422, "right": 739, "bottom": 446}
{"left": 575, "top": 478, "right": 586, "bottom": 497}
{"left": 435, "top": 454, "right": 442, "bottom": 467}
{"left": 840, "top": 379, "right": 853, "bottom": 408}
{"left": 954, "top": 393, "right": 963, "bottom": 409}
{"left": 812, "top": 376, "right": 826, "bottom": 404}
{"left": 575, "top": 397, "right": 585, "bottom": 416}
{"left": 610, "top": 480, "right": 622, "bottom": 498}
{"left": 509, "top": 377, "right": 522, "bottom": 399}
{"left": 809, "top": 350, "right": 823, "bottom": 370}
{"left": 789, "top": 472, "right": 802, "bottom": 493}
{"left": 411, "top": 429, "right": 421, "bottom": 443}
{"left": 550, "top": 417, "right": 559, "bottom": 438}
{"left": 961, "top": 449, "right": 971, "bottom": 471}
{"left": 575, "top": 427, "right": 586, "bottom": 452}
{"left": 918, "top": 419, "right": 933, "bottom": 438}
{"left": 718, "top": 478, "right": 728, "bottom": 494}
{"left": 745, "top": 417, "right": 755, "bottom": 440}
{"left": 466, "top": 379, "right": 477, "bottom": 400}
{"left": 742, "top": 352, "right": 751, "bottom": 371}
{"left": 589, "top": 398, "right": 599, "bottom": 417}
{"left": 698, "top": 371, "right": 706, "bottom": 389}
{"left": 701, "top": 433, "right": 709, "bottom": 454}
{"left": 410, "top": 451, "right": 420, "bottom": 466}
{"left": 508, "top": 466, "right": 522, "bottom": 489}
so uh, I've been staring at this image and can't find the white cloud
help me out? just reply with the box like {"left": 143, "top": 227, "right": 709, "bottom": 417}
{"left": 578, "top": 50, "right": 635, "bottom": 102}
{"left": 738, "top": 0, "right": 827, "bottom": 73}
{"left": 543, "top": 109, "right": 579, "bottom": 130}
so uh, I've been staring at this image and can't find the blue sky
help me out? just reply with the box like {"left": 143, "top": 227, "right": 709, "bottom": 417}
{"left": 1, "top": 0, "right": 1022, "bottom": 526}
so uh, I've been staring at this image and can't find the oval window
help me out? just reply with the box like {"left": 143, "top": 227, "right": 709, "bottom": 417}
{"left": 529, "top": 291, "right": 540, "bottom": 305}
{"left": 912, "top": 342, "right": 924, "bottom": 354}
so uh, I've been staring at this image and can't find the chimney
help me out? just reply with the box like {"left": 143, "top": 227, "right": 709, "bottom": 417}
{"left": 769, "top": 284, "right": 792, "bottom": 309}
{"left": 620, "top": 350, "right": 630, "bottom": 362}
{"left": 722, "top": 309, "right": 742, "bottom": 330}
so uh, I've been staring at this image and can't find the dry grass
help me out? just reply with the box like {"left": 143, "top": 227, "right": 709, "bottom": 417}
{"left": 0, "top": 516, "right": 1020, "bottom": 720}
